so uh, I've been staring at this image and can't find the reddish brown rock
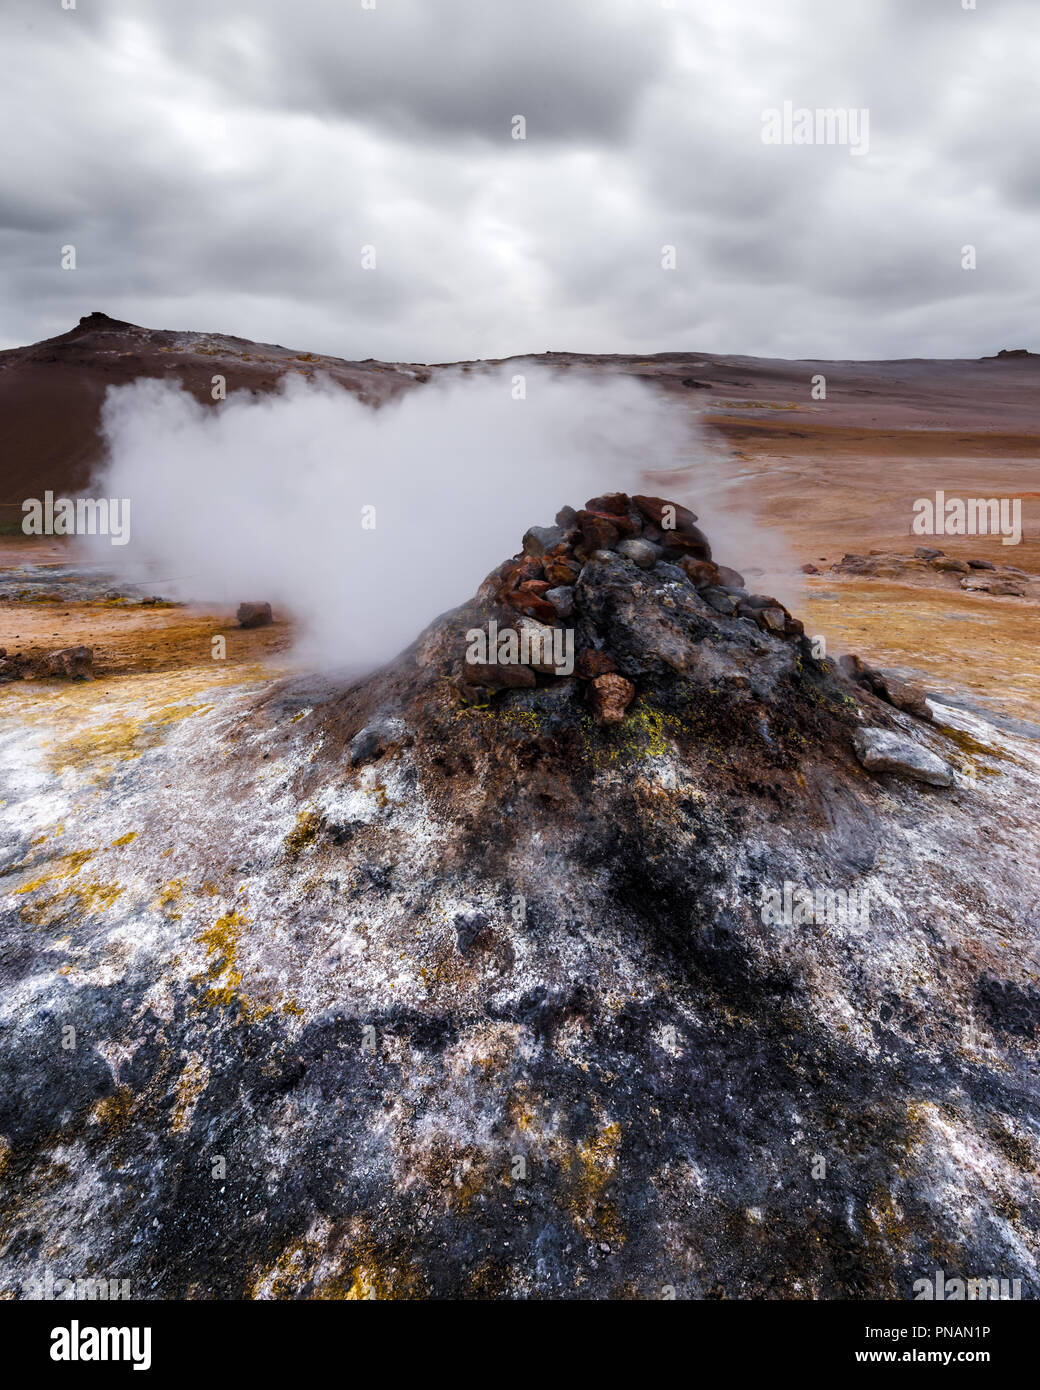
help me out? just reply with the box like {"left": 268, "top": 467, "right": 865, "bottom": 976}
{"left": 584, "top": 493, "right": 632, "bottom": 517}
{"left": 715, "top": 565, "right": 746, "bottom": 588}
{"left": 575, "top": 513, "right": 619, "bottom": 555}
{"left": 40, "top": 645, "right": 94, "bottom": 679}
{"left": 576, "top": 649, "right": 618, "bottom": 679}
{"left": 631, "top": 494, "right": 699, "bottom": 532}
{"left": 659, "top": 525, "right": 713, "bottom": 562}
{"left": 589, "top": 672, "right": 635, "bottom": 724}
{"left": 679, "top": 557, "right": 721, "bottom": 588}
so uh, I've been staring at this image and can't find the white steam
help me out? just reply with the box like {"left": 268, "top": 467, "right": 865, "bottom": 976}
{"left": 91, "top": 368, "right": 696, "bottom": 670}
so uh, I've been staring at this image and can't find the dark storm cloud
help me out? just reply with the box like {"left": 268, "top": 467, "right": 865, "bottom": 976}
{"left": 0, "top": 0, "right": 1037, "bottom": 359}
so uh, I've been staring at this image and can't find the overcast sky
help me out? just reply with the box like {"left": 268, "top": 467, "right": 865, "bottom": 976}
{"left": 1, "top": 0, "right": 1037, "bottom": 361}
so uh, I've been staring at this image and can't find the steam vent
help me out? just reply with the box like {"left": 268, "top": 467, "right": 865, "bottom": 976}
{"left": 2, "top": 493, "right": 1038, "bottom": 1301}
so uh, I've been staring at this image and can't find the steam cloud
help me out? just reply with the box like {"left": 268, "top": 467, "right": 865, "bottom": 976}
{"left": 91, "top": 368, "right": 793, "bottom": 672}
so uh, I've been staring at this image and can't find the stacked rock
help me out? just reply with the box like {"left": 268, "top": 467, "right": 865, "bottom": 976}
{"left": 455, "top": 492, "right": 807, "bottom": 719}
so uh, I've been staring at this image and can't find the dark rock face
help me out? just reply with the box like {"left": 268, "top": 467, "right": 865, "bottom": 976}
{"left": 1, "top": 496, "right": 1037, "bottom": 1303}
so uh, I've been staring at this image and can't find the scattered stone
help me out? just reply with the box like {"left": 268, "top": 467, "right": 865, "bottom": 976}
{"left": 800, "top": 563, "right": 820, "bottom": 575}
{"left": 852, "top": 728, "right": 953, "bottom": 787}
{"left": 41, "top": 646, "right": 94, "bottom": 680}
{"left": 838, "top": 654, "right": 932, "bottom": 721}
{"left": 961, "top": 576, "right": 1025, "bottom": 597}
{"left": 930, "top": 557, "right": 970, "bottom": 574}
{"left": 875, "top": 674, "right": 932, "bottom": 721}
{"left": 914, "top": 547, "right": 943, "bottom": 559}
{"left": 589, "top": 672, "right": 635, "bottom": 724}
{"left": 968, "top": 559, "right": 996, "bottom": 570}
{"left": 237, "top": 602, "right": 273, "bottom": 628}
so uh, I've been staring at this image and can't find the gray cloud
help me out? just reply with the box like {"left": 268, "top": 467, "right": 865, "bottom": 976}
{"left": 1, "top": 0, "right": 1037, "bottom": 359}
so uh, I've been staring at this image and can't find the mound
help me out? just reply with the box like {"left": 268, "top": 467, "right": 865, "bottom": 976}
{"left": 1, "top": 497, "right": 1038, "bottom": 1300}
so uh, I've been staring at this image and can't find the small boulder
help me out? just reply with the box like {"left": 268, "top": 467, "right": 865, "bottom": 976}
{"left": 914, "top": 546, "right": 944, "bottom": 560}
{"left": 590, "top": 673, "right": 635, "bottom": 725}
{"left": 616, "top": 538, "right": 660, "bottom": 570}
{"left": 852, "top": 728, "right": 953, "bottom": 787}
{"left": 930, "top": 557, "right": 970, "bottom": 574}
{"left": 237, "top": 602, "right": 273, "bottom": 628}
{"left": 960, "top": 576, "right": 1025, "bottom": 597}
{"left": 967, "top": 559, "right": 996, "bottom": 570}
{"left": 522, "top": 524, "right": 567, "bottom": 557}
{"left": 679, "top": 557, "right": 720, "bottom": 588}
{"left": 41, "top": 646, "right": 94, "bottom": 680}
{"left": 701, "top": 587, "right": 740, "bottom": 616}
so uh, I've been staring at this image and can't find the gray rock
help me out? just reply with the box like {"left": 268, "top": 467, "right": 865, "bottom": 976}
{"left": 701, "top": 587, "right": 739, "bottom": 615}
{"left": 348, "top": 718, "right": 404, "bottom": 766}
{"left": 237, "top": 602, "right": 273, "bottom": 628}
{"left": 544, "top": 585, "right": 574, "bottom": 618}
{"left": 852, "top": 728, "right": 953, "bottom": 786}
{"left": 616, "top": 538, "right": 660, "bottom": 569}
{"left": 652, "top": 561, "right": 689, "bottom": 585}
{"left": 914, "top": 546, "right": 943, "bottom": 559}
{"left": 522, "top": 524, "right": 567, "bottom": 556}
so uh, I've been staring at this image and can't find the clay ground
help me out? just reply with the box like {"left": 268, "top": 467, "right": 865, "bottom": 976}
{"left": 694, "top": 412, "right": 1039, "bottom": 726}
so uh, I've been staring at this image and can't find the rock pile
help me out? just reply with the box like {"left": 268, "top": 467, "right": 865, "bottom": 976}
{"left": 455, "top": 492, "right": 806, "bottom": 719}
{"left": 831, "top": 549, "right": 1033, "bottom": 596}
